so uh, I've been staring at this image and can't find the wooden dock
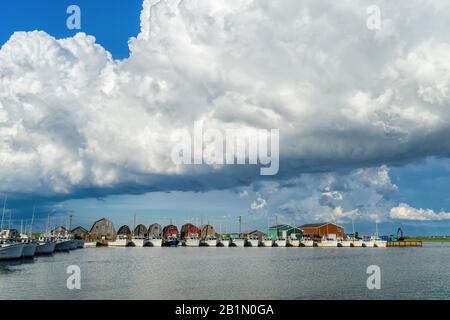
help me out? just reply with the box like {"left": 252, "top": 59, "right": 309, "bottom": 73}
{"left": 387, "top": 241, "right": 422, "bottom": 247}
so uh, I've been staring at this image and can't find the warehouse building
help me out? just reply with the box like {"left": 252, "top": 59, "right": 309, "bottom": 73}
{"left": 201, "top": 224, "right": 216, "bottom": 238}
{"left": 118, "top": 225, "right": 132, "bottom": 236}
{"left": 148, "top": 223, "right": 162, "bottom": 237}
{"left": 267, "top": 225, "right": 303, "bottom": 240}
{"left": 180, "top": 223, "right": 201, "bottom": 240}
{"left": 89, "top": 218, "right": 117, "bottom": 241}
{"left": 299, "top": 223, "right": 344, "bottom": 240}
{"left": 240, "top": 230, "right": 267, "bottom": 241}
{"left": 134, "top": 224, "right": 148, "bottom": 237}
{"left": 71, "top": 226, "right": 89, "bottom": 240}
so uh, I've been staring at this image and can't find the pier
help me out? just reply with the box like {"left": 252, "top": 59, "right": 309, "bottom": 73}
{"left": 387, "top": 241, "right": 422, "bottom": 247}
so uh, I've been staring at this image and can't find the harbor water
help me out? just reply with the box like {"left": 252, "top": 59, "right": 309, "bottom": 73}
{"left": 1, "top": 243, "right": 450, "bottom": 300}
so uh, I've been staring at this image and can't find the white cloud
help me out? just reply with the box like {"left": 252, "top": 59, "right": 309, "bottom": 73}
{"left": 2, "top": 0, "right": 450, "bottom": 199}
{"left": 390, "top": 203, "right": 450, "bottom": 221}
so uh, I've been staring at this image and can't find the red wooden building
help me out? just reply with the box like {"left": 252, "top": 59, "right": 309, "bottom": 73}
{"left": 299, "top": 223, "right": 345, "bottom": 240}
{"left": 180, "top": 223, "right": 201, "bottom": 240}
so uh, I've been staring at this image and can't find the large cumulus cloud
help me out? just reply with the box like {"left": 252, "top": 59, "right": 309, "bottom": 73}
{"left": 2, "top": 0, "right": 450, "bottom": 202}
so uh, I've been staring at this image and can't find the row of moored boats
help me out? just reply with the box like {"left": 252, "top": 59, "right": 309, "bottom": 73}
{"left": 0, "top": 232, "right": 85, "bottom": 261}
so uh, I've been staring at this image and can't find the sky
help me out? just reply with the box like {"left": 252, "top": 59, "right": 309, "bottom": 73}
{"left": 2, "top": 0, "right": 450, "bottom": 236}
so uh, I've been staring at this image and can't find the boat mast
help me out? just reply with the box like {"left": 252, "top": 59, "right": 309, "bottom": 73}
{"left": 1, "top": 195, "right": 7, "bottom": 230}
{"left": 30, "top": 205, "right": 36, "bottom": 237}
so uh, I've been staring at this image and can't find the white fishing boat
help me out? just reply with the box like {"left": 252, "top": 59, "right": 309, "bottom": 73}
{"left": 201, "top": 237, "right": 218, "bottom": 247}
{"left": 55, "top": 238, "right": 73, "bottom": 252}
{"left": 0, "top": 242, "right": 25, "bottom": 260}
{"left": 287, "top": 235, "right": 300, "bottom": 247}
{"left": 218, "top": 238, "right": 230, "bottom": 247}
{"left": 232, "top": 238, "right": 245, "bottom": 247}
{"left": 274, "top": 239, "right": 287, "bottom": 247}
{"left": 300, "top": 238, "right": 314, "bottom": 247}
{"left": 131, "top": 236, "right": 146, "bottom": 247}
{"left": 374, "top": 238, "right": 387, "bottom": 248}
{"left": 362, "top": 237, "right": 376, "bottom": 247}
{"left": 84, "top": 242, "right": 98, "bottom": 248}
{"left": 245, "top": 238, "right": 259, "bottom": 247}
{"left": 36, "top": 240, "right": 56, "bottom": 255}
{"left": 76, "top": 239, "right": 85, "bottom": 248}
{"left": 147, "top": 237, "right": 163, "bottom": 247}
{"left": 183, "top": 236, "right": 200, "bottom": 247}
{"left": 108, "top": 235, "right": 130, "bottom": 247}
{"left": 317, "top": 237, "right": 338, "bottom": 247}
{"left": 338, "top": 239, "right": 352, "bottom": 247}
{"left": 21, "top": 242, "right": 37, "bottom": 258}
{"left": 260, "top": 239, "right": 273, "bottom": 247}
{"left": 351, "top": 239, "right": 363, "bottom": 247}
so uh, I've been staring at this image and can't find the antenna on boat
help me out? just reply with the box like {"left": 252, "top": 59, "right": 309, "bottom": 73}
{"left": 238, "top": 216, "right": 242, "bottom": 234}
{"left": 1, "top": 195, "right": 7, "bottom": 230}
{"left": 352, "top": 216, "right": 355, "bottom": 235}
{"left": 8, "top": 209, "right": 12, "bottom": 230}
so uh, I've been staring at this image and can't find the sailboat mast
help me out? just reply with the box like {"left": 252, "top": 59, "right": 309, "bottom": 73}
{"left": 1, "top": 195, "right": 7, "bottom": 230}
{"left": 30, "top": 205, "right": 36, "bottom": 237}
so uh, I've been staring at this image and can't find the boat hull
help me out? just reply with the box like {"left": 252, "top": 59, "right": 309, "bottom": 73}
{"left": 338, "top": 240, "right": 352, "bottom": 247}
{"left": 245, "top": 239, "right": 259, "bottom": 247}
{"left": 84, "top": 242, "right": 98, "bottom": 248}
{"left": 274, "top": 240, "right": 287, "bottom": 247}
{"left": 362, "top": 241, "right": 375, "bottom": 248}
{"left": 164, "top": 239, "right": 178, "bottom": 247}
{"left": 260, "top": 240, "right": 273, "bottom": 247}
{"left": 22, "top": 243, "right": 37, "bottom": 258}
{"left": 287, "top": 239, "right": 300, "bottom": 247}
{"left": 183, "top": 239, "right": 200, "bottom": 247}
{"left": 55, "top": 240, "right": 73, "bottom": 252}
{"left": 36, "top": 242, "right": 56, "bottom": 255}
{"left": 300, "top": 240, "right": 314, "bottom": 247}
{"left": 148, "top": 239, "right": 163, "bottom": 247}
{"left": 351, "top": 240, "right": 363, "bottom": 247}
{"left": 201, "top": 239, "right": 218, "bottom": 247}
{"left": 131, "top": 239, "right": 146, "bottom": 247}
{"left": 218, "top": 239, "right": 230, "bottom": 247}
{"left": 317, "top": 240, "right": 338, "bottom": 247}
{"left": 232, "top": 239, "right": 245, "bottom": 247}
{"left": 374, "top": 240, "right": 387, "bottom": 248}
{"left": 108, "top": 239, "right": 129, "bottom": 247}
{"left": 0, "top": 244, "right": 24, "bottom": 261}
{"left": 76, "top": 240, "right": 85, "bottom": 248}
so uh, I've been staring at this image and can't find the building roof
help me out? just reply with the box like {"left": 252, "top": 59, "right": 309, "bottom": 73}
{"left": 71, "top": 226, "right": 88, "bottom": 233}
{"left": 299, "top": 222, "right": 344, "bottom": 229}
{"left": 269, "top": 224, "right": 289, "bottom": 229}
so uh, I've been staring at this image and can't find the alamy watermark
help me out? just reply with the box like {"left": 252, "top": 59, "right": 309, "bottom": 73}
{"left": 366, "top": 5, "right": 381, "bottom": 30}
{"left": 66, "top": 265, "right": 81, "bottom": 290}
{"left": 171, "top": 121, "right": 279, "bottom": 176}
{"left": 366, "top": 265, "right": 381, "bottom": 290}
{"left": 67, "top": 5, "right": 81, "bottom": 30}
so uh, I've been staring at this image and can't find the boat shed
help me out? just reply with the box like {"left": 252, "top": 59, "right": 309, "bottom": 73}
{"left": 180, "top": 223, "right": 201, "bottom": 240}
{"left": 148, "top": 223, "right": 162, "bottom": 237}
{"left": 71, "top": 226, "right": 89, "bottom": 240}
{"left": 89, "top": 218, "right": 117, "bottom": 241}
{"left": 240, "top": 230, "right": 267, "bottom": 241}
{"left": 163, "top": 225, "right": 179, "bottom": 239}
{"left": 299, "top": 223, "right": 344, "bottom": 240}
{"left": 201, "top": 224, "right": 216, "bottom": 238}
{"left": 52, "top": 226, "right": 67, "bottom": 236}
{"left": 134, "top": 224, "right": 148, "bottom": 237}
{"left": 118, "top": 225, "right": 132, "bottom": 236}
{"left": 267, "top": 225, "right": 303, "bottom": 240}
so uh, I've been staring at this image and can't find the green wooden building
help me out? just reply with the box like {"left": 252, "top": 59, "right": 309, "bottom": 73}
{"left": 267, "top": 224, "right": 303, "bottom": 240}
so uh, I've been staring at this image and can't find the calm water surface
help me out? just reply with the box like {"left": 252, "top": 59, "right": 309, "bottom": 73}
{"left": 1, "top": 243, "right": 450, "bottom": 300}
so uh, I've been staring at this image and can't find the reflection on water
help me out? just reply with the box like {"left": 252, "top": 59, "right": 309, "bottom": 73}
{"left": 1, "top": 244, "right": 450, "bottom": 300}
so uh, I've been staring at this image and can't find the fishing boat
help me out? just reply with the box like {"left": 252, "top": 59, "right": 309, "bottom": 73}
{"left": 245, "top": 238, "right": 259, "bottom": 247}
{"left": 131, "top": 236, "right": 146, "bottom": 247}
{"left": 317, "top": 236, "right": 338, "bottom": 247}
{"left": 217, "top": 238, "right": 230, "bottom": 247}
{"left": 287, "top": 235, "right": 300, "bottom": 247}
{"left": 274, "top": 238, "right": 287, "bottom": 247}
{"left": 300, "top": 238, "right": 314, "bottom": 247}
{"left": 76, "top": 239, "right": 85, "bottom": 248}
{"left": 147, "top": 236, "right": 163, "bottom": 247}
{"left": 338, "top": 239, "right": 352, "bottom": 247}
{"left": 231, "top": 238, "right": 245, "bottom": 247}
{"left": 164, "top": 236, "right": 179, "bottom": 247}
{"left": 36, "top": 240, "right": 56, "bottom": 255}
{"left": 362, "top": 237, "right": 375, "bottom": 247}
{"left": 260, "top": 239, "right": 273, "bottom": 247}
{"left": 183, "top": 235, "right": 200, "bottom": 247}
{"left": 109, "top": 235, "right": 130, "bottom": 247}
{"left": 350, "top": 238, "right": 363, "bottom": 247}
{"left": 84, "top": 242, "right": 98, "bottom": 248}
{"left": 374, "top": 237, "right": 387, "bottom": 248}
{"left": 21, "top": 242, "right": 37, "bottom": 258}
{"left": 201, "top": 237, "right": 218, "bottom": 247}
{"left": 0, "top": 242, "right": 24, "bottom": 261}
{"left": 55, "top": 235, "right": 74, "bottom": 252}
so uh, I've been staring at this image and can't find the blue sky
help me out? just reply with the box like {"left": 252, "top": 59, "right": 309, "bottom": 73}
{"left": 0, "top": 0, "right": 141, "bottom": 59}
{"left": 2, "top": 0, "right": 450, "bottom": 237}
